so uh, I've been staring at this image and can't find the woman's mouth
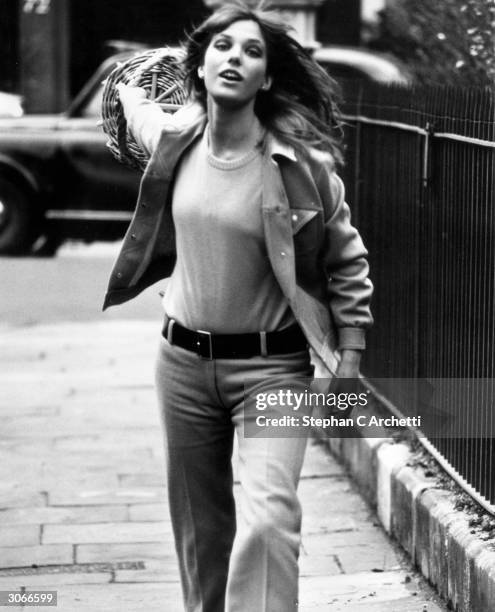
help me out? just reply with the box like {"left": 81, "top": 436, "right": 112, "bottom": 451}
{"left": 219, "top": 70, "right": 243, "bottom": 82}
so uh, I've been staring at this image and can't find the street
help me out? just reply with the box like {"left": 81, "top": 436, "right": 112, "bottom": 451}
{"left": 0, "top": 242, "right": 447, "bottom": 611}
{"left": 0, "top": 243, "right": 163, "bottom": 328}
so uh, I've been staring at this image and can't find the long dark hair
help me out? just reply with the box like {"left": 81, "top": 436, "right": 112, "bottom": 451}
{"left": 182, "top": 1, "right": 344, "bottom": 164}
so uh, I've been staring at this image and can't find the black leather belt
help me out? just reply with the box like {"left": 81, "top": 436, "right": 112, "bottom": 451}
{"left": 162, "top": 318, "right": 308, "bottom": 360}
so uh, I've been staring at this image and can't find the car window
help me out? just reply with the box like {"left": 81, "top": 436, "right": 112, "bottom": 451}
{"left": 79, "top": 83, "right": 104, "bottom": 118}
{"left": 318, "top": 62, "right": 370, "bottom": 82}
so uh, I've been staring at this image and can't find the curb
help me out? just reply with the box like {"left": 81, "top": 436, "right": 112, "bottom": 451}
{"left": 317, "top": 427, "right": 495, "bottom": 611}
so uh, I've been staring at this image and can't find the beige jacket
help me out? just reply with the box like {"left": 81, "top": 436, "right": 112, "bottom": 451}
{"left": 103, "top": 98, "right": 373, "bottom": 374}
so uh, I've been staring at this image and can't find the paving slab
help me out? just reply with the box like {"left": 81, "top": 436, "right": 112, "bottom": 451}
{"left": 0, "top": 505, "right": 129, "bottom": 526}
{"left": 0, "top": 544, "right": 74, "bottom": 568}
{"left": 43, "top": 521, "right": 173, "bottom": 545}
{"left": 47, "top": 487, "right": 166, "bottom": 507}
{"left": 0, "top": 321, "right": 448, "bottom": 611}
{"left": 75, "top": 542, "right": 172, "bottom": 565}
{"left": 0, "top": 525, "right": 40, "bottom": 547}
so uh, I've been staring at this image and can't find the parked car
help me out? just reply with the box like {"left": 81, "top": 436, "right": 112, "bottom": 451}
{"left": 0, "top": 52, "right": 142, "bottom": 255}
{"left": 0, "top": 47, "right": 409, "bottom": 255}
{"left": 313, "top": 46, "right": 409, "bottom": 85}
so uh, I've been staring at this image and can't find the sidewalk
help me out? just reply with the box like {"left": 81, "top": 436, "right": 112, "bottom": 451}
{"left": 0, "top": 320, "right": 447, "bottom": 611}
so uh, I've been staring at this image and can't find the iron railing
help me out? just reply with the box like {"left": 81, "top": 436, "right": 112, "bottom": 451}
{"left": 339, "top": 82, "right": 495, "bottom": 511}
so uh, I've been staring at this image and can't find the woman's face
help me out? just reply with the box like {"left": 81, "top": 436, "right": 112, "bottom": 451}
{"left": 201, "top": 19, "right": 271, "bottom": 110}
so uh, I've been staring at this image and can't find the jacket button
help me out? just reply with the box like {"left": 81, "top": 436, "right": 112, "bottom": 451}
{"left": 131, "top": 234, "right": 137, "bottom": 240}
{"left": 280, "top": 251, "right": 286, "bottom": 257}
{"left": 116, "top": 272, "right": 123, "bottom": 279}
{"left": 292, "top": 214, "right": 298, "bottom": 221}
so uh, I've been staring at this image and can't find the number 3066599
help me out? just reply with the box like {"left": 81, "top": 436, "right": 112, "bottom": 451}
{"left": 0, "top": 591, "right": 57, "bottom": 606}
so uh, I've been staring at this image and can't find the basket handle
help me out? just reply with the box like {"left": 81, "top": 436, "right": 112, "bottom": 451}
{"left": 155, "top": 82, "right": 181, "bottom": 103}
{"left": 128, "top": 48, "right": 178, "bottom": 87}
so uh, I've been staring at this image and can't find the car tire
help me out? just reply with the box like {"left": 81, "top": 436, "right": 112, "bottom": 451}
{"left": 0, "top": 177, "right": 39, "bottom": 255}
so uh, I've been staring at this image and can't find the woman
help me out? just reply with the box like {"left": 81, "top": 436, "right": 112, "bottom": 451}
{"left": 104, "top": 3, "right": 373, "bottom": 610}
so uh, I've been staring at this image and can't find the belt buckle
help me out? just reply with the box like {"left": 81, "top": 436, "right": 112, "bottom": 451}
{"left": 196, "top": 329, "right": 213, "bottom": 360}
{"left": 166, "top": 318, "right": 175, "bottom": 343}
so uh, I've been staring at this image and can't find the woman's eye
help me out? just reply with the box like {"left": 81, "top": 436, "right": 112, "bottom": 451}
{"left": 246, "top": 47, "right": 262, "bottom": 58}
{"left": 214, "top": 40, "right": 230, "bottom": 51}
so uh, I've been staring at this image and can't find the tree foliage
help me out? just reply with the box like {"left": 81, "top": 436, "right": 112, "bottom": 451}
{"left": 370, "top": 0, "right": 495, "bottom": 86}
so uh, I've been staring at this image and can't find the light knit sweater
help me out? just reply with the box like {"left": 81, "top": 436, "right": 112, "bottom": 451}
{"left": 162, "top": 129, "right": 295, "bottom": 333}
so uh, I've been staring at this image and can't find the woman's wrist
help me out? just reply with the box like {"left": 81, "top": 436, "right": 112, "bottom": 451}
{"left": 340, "top": 348, "right": 362, "bottom": 365}
{"left": 335, "top": 349, "right": 362, "bottom": 379}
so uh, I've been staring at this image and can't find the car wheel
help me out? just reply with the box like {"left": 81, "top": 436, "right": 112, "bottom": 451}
{"left": 0, "top": 177, "right": 38, "bottom": 255}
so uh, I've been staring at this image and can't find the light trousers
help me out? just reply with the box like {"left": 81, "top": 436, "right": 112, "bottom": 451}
{"left": 155, "top": 336, "right": 314, "bottom": 612}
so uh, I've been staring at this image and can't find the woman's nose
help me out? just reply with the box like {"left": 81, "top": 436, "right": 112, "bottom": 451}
{"left": 227, "top": 46, "right": 241, "bottom": 65}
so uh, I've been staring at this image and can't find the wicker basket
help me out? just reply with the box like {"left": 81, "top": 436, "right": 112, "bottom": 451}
{"left": 101, "top": 47, "right": 187, "bottom": 171}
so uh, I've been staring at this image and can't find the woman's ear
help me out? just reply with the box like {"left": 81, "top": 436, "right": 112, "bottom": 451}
{"left": 197, "top": 66, "right": 205, "bottom": 79}
{"left": 261, "top": 75, "right": 273, "bottom": 91}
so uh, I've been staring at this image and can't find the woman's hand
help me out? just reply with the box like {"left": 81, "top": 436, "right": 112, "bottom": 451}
{"left": 115, "top": 83, "right": 148, "bottom": 103}
{"left": 115, "top": 83, "right": 149, "bottom": 123}
{"left": 329, "top": 349, "right": 362, "bottom": 410}
{"left": 335, "top": 349, "right": 361, "bottom": 380}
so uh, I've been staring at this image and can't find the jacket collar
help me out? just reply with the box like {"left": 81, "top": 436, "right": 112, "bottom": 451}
{"left": 264, "top": 132, "right": 297, "bottom": 163}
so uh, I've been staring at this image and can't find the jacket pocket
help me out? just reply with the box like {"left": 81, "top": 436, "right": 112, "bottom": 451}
{"left": 291, "top": 208, "right": 323, "bottom": 256}
{"left": 290, "top": 209, "right": 319, "bottom": 235}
